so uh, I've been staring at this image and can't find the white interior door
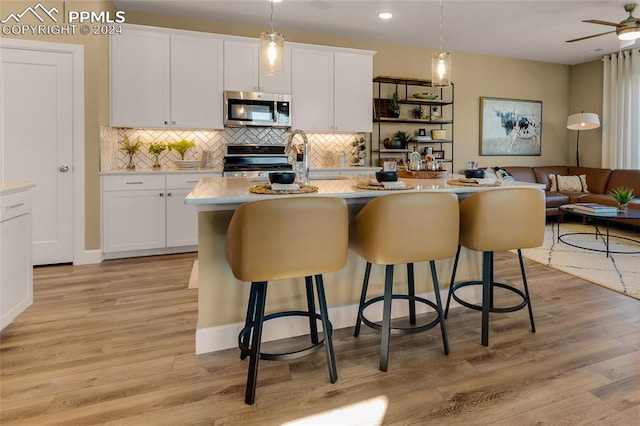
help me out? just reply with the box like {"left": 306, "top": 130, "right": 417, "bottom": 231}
{"left": 0, "top": 48, "right": 74, "bottom": 265}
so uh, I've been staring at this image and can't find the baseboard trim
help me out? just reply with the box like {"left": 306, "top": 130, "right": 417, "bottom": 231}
{"left": 195, "top": 287, "right": 479, "bottom": 355}
{"left": 74, "top": 249, "right": 103, "bottom": 265}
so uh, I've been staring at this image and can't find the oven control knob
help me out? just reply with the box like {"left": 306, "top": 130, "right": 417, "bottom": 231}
{"left": 241, "top": 172, "right": 248, "bottom": 177}
{"left": 258, "top": 172, "right": 265, "bottom": 177}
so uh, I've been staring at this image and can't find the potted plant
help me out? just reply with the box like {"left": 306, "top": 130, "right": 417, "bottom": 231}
{"left": 148, "top": 141, "right": 167, "bottom": 169}
{"left": 388, "top": 92, "right": 401, "bottom": 118}
{"left": 608, "top": 186, "right": 634, "bottom": 213}
{"left": 410, "top": 105, "right": 423, "bottom": 119}
{"left": 168, "top": 139, "right": 196, "bottom": 161}
{"left": 393, "top": 130, "right": 411, "bottom": 149}
{"left": 120, "top": 136, "right": 141, "bottom": 170}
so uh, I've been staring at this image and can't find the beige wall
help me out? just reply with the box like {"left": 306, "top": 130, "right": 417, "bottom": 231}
{"left": 569, "top": 60, "right": 604, "bottom": 168}
{"left": 3, "top": 4, "right": 601, "bottom": 252}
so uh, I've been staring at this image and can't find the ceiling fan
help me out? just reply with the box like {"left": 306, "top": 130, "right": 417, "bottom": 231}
{"left": 566, "top": 3, "right": 640, "bottom": 48}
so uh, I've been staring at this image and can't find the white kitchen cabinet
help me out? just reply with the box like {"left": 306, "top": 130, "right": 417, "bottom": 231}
{"left": 111, "top": 25, "right": 223, "bottom": 129}
{"left": 1, "top": 187, "right": 33, "bottom": 330}
{"left": 166, "top": 174, "right": 202, "bottom": 247}
{"left": 291, "top": 46, "right": 373, "bottom": 132}
{"left": 102, "top": 175, "right": 166, "bottom": 253}
{"left": 224, "top": 38, "right": 291, "bottom": 93}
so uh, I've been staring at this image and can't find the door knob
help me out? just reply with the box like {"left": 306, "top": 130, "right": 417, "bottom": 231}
{"left": 59, "top": 165, "right": 69, "bottom": 172}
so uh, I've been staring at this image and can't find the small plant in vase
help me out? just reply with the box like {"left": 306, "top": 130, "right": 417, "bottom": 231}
{"left": 608, "top": 186, "right": 634, "bottom": 213}
{"left": 120, "top": 136, "right": 141, "bottom": 170}
{"left": 168, "top": 139, "right": 196, "bottom": 161}
{"left": 393, "top": 130, "right": 412, "bottom": 149}
{"left": 388, "top": 92, "right": 401, "bottom": 118}
{"left": 410, "top": 105, "right": 423, "bottom": 119}
{"left": 148, "top": 141, "right": 167, "bottom": 169}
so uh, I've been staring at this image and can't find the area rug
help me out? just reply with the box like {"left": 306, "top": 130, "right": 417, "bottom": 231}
{"left": 517, "top": 223, "right": 640, "bottom": 300}
{"left": 188, "top": 260, "right": 198, "bottom": 289}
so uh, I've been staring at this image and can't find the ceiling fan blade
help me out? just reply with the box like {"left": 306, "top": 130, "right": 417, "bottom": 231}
{"left": 566, "top": 30, "right": 616, "bottom": 43}
{"left": 583, "top": 19, "right": 624, "bottom": 27}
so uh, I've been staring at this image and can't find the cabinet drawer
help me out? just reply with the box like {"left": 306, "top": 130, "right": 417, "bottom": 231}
{"left": 102, "top": 175, "right": 165, "bottom": 191}
{"left": 166, "top": 174, "right": 207, "bottom": 189}
{"left": 1, "top": 191, "right": 31, "bottom": 222}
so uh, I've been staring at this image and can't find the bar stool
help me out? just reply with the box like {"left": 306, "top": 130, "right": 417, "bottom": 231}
{"left": 444, "top": 188, "right": 545, "bottom": 346}
{"left": 350, "top": 192, "right": 459, "bottom": 371}
{"left": 225, "top": 196, "right": 348, "bottom": 405}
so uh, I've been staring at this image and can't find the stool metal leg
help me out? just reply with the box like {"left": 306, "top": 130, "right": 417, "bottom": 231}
{"left": 407, "top": 263, "right": 416, "bottom": 325}
{"left": 354, "top": 262, "right": 372, "bottom": 337}
{"left": 444, "top": 245, "right": 462, "bottom": 318}
{"left": 481, "top": 252, "right": 492, "bottom": 346}
{"left": 245, "top": 281, "right": 267, "bottom": 405}
{"left": 315, "top": 274, "right": 338, "bottom": 383}
{"left": 489, "top": 251, "right": 495, "bottom": 310}
{"left": 517, "top": 249, "right": 536, "bottom": 333}
{"left": 430, "top": 260, "right": 449, "bottom": 355}
{"left": 380, "top": 265, "right": 394, "bottom": 372}
{"left": 240, "top": 283, "right": 258, "bottom": 360}
{"left": 305, "top": 276, "right": 319, "bottom": 344}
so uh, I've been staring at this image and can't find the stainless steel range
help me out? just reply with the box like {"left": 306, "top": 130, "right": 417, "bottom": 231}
{"left": 222, "top": 144, "right": 292, "bottom": 178}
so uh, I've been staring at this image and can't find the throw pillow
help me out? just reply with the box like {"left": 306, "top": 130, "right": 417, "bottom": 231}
{"left": 494, "top": 167, "right": 515, "bottom": 181}
{"left": 483, "top": 167, "right": 498, "bottom": 180}
{"left": 549, "top": 174, "right": 589, "bottom": 192}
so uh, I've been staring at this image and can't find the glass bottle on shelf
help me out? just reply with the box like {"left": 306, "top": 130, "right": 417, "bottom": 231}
{"left": 408, "top": 146, "right": 422, "bottom": 171}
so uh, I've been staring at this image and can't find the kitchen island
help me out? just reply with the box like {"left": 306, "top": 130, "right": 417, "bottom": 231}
{"left": 186, "top": 175, "right": 545, "bottom": 354}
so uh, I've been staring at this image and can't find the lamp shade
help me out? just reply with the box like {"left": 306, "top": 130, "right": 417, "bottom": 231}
{"left": 566, "top": 113, "right": 600, "bottom": 130}
{"left": 617, "top": 27, "right": 640, "bottom": 41}
{"left": 260, "top": 32, "right": 284, "bottom": 75}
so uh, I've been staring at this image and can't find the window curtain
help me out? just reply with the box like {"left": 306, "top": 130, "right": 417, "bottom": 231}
{"left": 601, "top": 48, "right": 640, "bottom": 169}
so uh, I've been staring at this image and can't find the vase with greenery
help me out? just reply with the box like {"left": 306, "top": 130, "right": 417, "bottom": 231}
{"left": 410, "top": 105, "right": 423, "bottom": 119}
{"left": 393, "top": 130, "right": 411, "bottom": 149}
{"left": 388, "top": 92, "right": 401, "bottom": 118}
{"left": 608, "top": 186, "right": 634, "bottom": 213}
{"left": 148, "top": 142, "right": 167, "bottom": 169}
{"left": 168, "top": 139, "right": 196, "bottom": 161}
{"left": 120, "top": 136, "right": 141, "bottom": 170}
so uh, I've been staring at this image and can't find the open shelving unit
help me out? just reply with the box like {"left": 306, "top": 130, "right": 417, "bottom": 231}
{"left": 372, "top": 75, "right": 454, "bottom": 168}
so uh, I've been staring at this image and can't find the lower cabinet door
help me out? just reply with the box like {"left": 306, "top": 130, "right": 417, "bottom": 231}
{"left": 165, "top": 188, "right": 197, "bottom": 248}
{"left": 1, "top": 213, "right": 33, "bottom": 330}
{"left": 103, "top": 190, "right": 166, "bottom": 252}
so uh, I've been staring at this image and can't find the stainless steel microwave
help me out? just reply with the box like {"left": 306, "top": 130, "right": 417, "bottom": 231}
{"left": 223, "top": 91, "right": 291, "bottom": 127}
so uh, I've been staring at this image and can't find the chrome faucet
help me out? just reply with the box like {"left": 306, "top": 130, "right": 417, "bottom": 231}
{"left": 286, "top": 129, "right": 310, "bottom": 186}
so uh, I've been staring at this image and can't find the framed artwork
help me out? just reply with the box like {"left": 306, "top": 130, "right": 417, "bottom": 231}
{"left": 480, "top": 97, "right": 542, "bottom": 156}
{"left": 432, "top": 150, "right": 445, "bottom": 159}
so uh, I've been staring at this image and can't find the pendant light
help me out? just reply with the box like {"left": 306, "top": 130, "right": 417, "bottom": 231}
{"left": 431, "top": 0, "right": 451, "bottom": 86}
{"left": 260, "top": 0, "right": 284, "bottom": 75}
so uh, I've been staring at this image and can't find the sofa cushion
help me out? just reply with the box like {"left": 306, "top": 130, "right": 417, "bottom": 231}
{"left": 605, "top": 169, "right": 640, "bottom": 196}
{"left": 502, "top": 166, "right": 536, "bottom": 183}
{"left": 549, "top": 174, "right": 588, "bottom": 192}
{"left": 545, "top": 192, "right": 570, "bottom": 208}
{"left": 532, "top": 166, "right": 569, "bottom": 190}
{"left": 568, "top": 167, "right": 613, "bottom": 194}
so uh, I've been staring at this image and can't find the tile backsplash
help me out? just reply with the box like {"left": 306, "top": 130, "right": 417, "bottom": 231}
{"left": 100, "top": 126, "right": 366, "bottom": 170}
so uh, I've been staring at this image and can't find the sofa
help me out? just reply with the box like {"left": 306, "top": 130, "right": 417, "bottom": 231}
{"left": 501, "top": 166, "right": 640, "bottom": 224}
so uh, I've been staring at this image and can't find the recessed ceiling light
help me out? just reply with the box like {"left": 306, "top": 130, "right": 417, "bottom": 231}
{"left": 378, "top": 12, "right": 392, "bottom": 20}
{"left": 271, "top": 0, "right": 283, "bottom": 3}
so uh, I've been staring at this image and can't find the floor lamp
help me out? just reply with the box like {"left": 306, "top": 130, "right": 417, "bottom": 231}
{"left": 567, "top": 112, "right": 600, "bottom": 167}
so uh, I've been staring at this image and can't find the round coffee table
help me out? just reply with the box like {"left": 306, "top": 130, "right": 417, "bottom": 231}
{"left": 557, "top": 204, "right": 640, "bottom": 257}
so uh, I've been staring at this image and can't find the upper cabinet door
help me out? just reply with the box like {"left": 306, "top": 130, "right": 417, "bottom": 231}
{"left": 111, "top": 28, "right": 171, "bottom": 128}
{"left": 224, "top": 39, "right": 259, "bottom": 92}
{"left": 291, "top": 47, "right": 334, "bottom": 131}
{"left": 333, "top": 52, "right": 373, "bottom": 133}
{"left": 171, "top": 34, "right": 224, "bottom": 129}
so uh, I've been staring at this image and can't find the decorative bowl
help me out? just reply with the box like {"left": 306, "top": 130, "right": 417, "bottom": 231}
{"left": 413, "top": 93, "right": 438, "bottom": 100}
{"left": 383, "top": 138, "right": 405, "bottom": 149}
{"left": 376, "top": 171, "right": 399, "bottom": 182}
{"left": 269, "top": 171, "right": 296, "bottom": 184}
{"left": 464, "top": 169, "right": 485, "bottom": 179}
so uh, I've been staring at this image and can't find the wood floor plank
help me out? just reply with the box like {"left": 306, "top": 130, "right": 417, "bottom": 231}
{"left": 1, "top": 251, "right": 639, "bottom": 425}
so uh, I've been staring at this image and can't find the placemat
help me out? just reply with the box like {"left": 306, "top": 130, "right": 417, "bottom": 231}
{"left": 447, "top": 179, "right": 501, "bottom": 187}
{"left": 355, "top": 183, "right": 415, "bottom": 191}
{"left": 248, "top": 184, "right": 319, "bottom": 194}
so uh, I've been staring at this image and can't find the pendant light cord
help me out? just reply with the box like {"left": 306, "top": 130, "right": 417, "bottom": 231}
{"left": 439, "top": 0, "right": 444, "bottom": 52}
{"left": 270, "top": 0, "right": 275, "bottom": 34}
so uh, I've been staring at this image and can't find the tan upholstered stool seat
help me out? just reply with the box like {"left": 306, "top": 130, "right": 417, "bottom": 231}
{"left": 225, "top": 196, "right": 348, "bottom": 404}
{"left": 445, "top": 188, "right": 545, "bottom": 346}
{"left": 350, "top": 192, "right": 459, "bottom": 371}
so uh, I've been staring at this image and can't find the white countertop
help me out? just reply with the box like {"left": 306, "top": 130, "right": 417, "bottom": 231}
{"left": 0, "top": 182, "right": 36, "bottom": 196}
{"left": 185, "top": 175, "right": 545, "bottom": 211}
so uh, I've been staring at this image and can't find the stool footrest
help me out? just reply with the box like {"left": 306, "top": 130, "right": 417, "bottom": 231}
{"left": 450, "top": 281, "right": 528, "bottom": 313}
{"left": 239, "top": 310, "right": 330, "bottom": 361}
{"left": 360, "top": 295, "right": 442, "bottom": 335}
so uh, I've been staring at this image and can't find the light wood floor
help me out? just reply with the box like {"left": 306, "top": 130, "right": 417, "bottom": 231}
{"left": 1, "top": 251, "right": 639, "bottom": 425}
